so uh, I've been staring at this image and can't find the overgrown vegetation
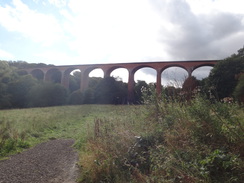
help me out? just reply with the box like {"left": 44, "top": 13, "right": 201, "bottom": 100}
{"left": 77, "top": 91, "right": 244, "bottom": 183}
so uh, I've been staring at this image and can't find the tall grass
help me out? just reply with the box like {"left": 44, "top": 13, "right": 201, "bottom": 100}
{"left": 77, "top": 93, "right": 244, "bottom": 182}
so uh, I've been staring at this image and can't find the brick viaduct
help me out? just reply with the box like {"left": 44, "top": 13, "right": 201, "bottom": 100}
{"left": 21, "top": 60, "right": 218, "bottom": 103}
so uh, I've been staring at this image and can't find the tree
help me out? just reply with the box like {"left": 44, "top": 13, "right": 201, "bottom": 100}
{"left": 181, "top": 76, "right": 199, "bottom": 100}
{"left": 0, "top": 61, "right": 15, "bottom": 108}
{"left": 28, "top": 82, "right": 68, "bottom": 107}
{"left": 207, "top": 47, "right": 244, "bottom": 99}
{"left": 233, "top": 73, "right": 244, "bottom": 103}
{"left": 134, "top": 80, "right": 149, "bottom": 104}
{"left": 69, "top": 71, "right": 81, "bottom": 93}
{"left": 94, "top": 77, "right": 127, "bottom": 104}
{"left": 182, "top": 76, "right": 199, "bottom": 92}
{"left": 68, "top": 90, "right": 84, "bottom": 105}
{"left": 8, "top": 75, "right": 37, "bottom": 108}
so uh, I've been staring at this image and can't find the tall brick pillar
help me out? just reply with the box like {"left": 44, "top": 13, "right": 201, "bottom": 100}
{"left": 61, "top": 71, "right": 70, "bottom": 89}
{"left": 80, "top": 69, "right": 89, "bottom": 91}
{"left": 187, "top": 67, "right": 193, "bottom": 77}
{"left": 127, "top": 69, "right": 135, "bottom": 104}
{"left": 156, "top": 69, "right": 162, "bottom": 96}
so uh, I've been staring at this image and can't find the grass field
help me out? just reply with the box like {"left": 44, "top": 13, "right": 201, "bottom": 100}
{"left": 0, "top": 105, "right": 146, "bottom": 157}
{"left": 0, "top": 105, "right": 131, "bottom": 146}
{"left": 1, "top": 99, "right": 243, "bottom": 182}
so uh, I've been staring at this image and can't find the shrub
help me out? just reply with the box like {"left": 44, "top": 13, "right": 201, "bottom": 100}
{"left": 0, "top": 120, "right": 29, "bottom": 158}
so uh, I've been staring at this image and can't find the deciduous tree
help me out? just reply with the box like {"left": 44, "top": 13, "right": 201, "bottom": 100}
{"left": 207, "top": 47, "right": 244, "bottom": 99}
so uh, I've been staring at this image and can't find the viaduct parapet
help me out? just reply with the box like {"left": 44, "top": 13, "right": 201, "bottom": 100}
{"left": 20, "top": 60, "right": 218, "bottom": 103}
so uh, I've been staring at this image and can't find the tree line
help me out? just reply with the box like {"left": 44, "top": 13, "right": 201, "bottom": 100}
{"left": 0, "top": 61, "right": 152, "bottom": 108}
{"left": 0, "top": 47, "right": 243, "bottom": 109}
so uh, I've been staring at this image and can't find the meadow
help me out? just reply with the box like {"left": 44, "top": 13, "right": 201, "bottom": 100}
{"left": 0, "top": 96, "right": 243, "bottom": 182}
{"left": 0, "top": 105, "right": 143, "bottom": 156}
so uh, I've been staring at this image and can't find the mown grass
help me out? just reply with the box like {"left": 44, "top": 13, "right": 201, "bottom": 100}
{"left": 0, "top": 99, "right": 243, "bottom": 183}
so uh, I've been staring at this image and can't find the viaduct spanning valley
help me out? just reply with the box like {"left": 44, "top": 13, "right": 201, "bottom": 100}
{"left": 21, "top": 60, "right": 218, "bottom": 102}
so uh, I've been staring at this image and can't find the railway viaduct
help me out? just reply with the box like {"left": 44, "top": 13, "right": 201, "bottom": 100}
{"left": 21, "top": 60, "right": 218, "bottom": 103}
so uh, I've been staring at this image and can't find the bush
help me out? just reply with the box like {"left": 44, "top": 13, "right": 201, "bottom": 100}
{"left": 68, "top": 90, "right": 84, "bottom": 105}
{"left": 234, "top": 74, "right": 244, "bottom": 104}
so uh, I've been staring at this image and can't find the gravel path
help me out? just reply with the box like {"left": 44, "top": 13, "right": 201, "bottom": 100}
{"left": 0, "top": 139, "right": 79, "bottom": 183}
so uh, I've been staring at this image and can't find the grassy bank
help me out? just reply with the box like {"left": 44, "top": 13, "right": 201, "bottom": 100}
{"left": 0, "top": 99, "right": 243, "bottom": 182}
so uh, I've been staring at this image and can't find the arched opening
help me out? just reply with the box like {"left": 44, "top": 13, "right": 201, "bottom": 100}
{"left": 45, "top": 68, "right": 62, "bottom": 83}
{"left": 88, "top": 68, "right": 104, "bottom": 89}
{"left": 161, "top": 67, "right": 188, "bottom": 87}
{"left": 109, "top": 68, "right": 128, "bottom": 104}
{"left": 134, "top": 67, "right": 156, "bottom": 84}
{"left": 110, "top": 68, "right": 128, "bottom": 83}
{"left": 192, "top": 66, "right": 213, "bottom": 80}
{"left": 134, "top": 67, "right": 156, "bottom": 103}
{"left": 31, "top": 69, "right": 44, "bottom": 80}
{"left": 69, "top": 69, "right": 82, "bottom": 92}
{"left": 89, "top": 68, "right": 104, "bottom": 78}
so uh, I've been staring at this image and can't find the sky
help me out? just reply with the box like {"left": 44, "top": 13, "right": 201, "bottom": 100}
{"left": 0, "top": 0, "right": 244, "bottom": 85}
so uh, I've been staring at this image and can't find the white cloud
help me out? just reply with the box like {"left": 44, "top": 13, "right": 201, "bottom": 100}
{"left": 48, "top": 0, "right": 67, "bottom": 8}
{"left": 34, "top": 50, "right": 79, "bottom": 65}
{"left": 63, "top": 0, "right": 164, "bottom": 63}
{"left": 186, "top": 0, "right": 244, "bottom": 15}
{"left": 0, "top": 0, "right": 64, "bottom": 46}
{"left": 0, "top": 49, "right": 15, "bottom": 60}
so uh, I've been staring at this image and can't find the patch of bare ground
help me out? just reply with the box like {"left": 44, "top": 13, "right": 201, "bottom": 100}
{"left": 0, "top": 139, "right": 79, "bottom": 183}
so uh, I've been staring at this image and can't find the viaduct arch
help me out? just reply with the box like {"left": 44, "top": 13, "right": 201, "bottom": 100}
{"left": 21, "top": 60, "right": 218, "bottom": 103}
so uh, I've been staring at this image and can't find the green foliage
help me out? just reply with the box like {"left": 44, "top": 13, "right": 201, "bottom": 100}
{"left": 0, "top": 61, "right": 15, "bottom": 109}
{"left": 93, "top": 77, "right": 127, "bottom": 104}
{"left": 0, "top": 61, "right": 15, "bottom": 82}
{"left": 68, "top": 90, "right": 84, "bottom": 105}
{"left": 82, "top": 88, "right": 94, "bottom": 104}
{"left": 188, "top": 96, "right": 243, "bottom": 145}
{"left": 68, "top": 77, "right": 128, "bottom": 105}
{"left": 78, "top": 109, "right": 149, "bottom": 183}
{"left": 1, "top": 60, "right": 146, "bottom": 107}
{"left": 8, "top": 60, "right": 53, "bottom": 69}
{"left": 69, "top": 72, "right": 81, "bottom": 92}
{"left": 199, "top": 149, "right": 241, "bottom": 182}
{"left": 28, "top": 82, "right": 68, "bottom": 107}
{"left": 207, "top": 48, "right": 244, "bottom": 99}
{"left": 134, "top": 80, "right": 149, "bottom": 104}
{"left": 0, "top": 99, "right": 243, "bottom": 182}
{"left": 233, "top": 74, "right": 244, "bottom": 103}
{"left": 8, "top": 75, "right": 37, "bottom": 108}
{"left": 0, "top": 120, "right": 30, "bottom": 157}
{"left": 75, "top": 88, "right": 244, "bottom": 182}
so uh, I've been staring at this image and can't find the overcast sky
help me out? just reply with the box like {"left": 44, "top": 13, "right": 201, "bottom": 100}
{"left": 0, "top": 0, "right": 244, "bottom": 84}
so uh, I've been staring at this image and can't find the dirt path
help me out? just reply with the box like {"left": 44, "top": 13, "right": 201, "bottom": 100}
{"left": 0, "top": 139, "right": 79, "bottom": 183}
